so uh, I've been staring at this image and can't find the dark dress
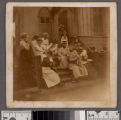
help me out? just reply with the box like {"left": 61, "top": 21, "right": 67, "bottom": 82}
{"left": 17, "top": 42, "right": 34, "bottom": 89}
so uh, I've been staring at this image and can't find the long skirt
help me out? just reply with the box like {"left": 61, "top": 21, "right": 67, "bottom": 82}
{"left": 17, "top": 49, "right": 33, "bottom": 89}
{"left": 69, "top": 64, "right": 88, "bottom": 79}
{"left": 59, "top": 56, "right": 68, "bottom": 69}
{"left": 42, "top": 67, "right": 60, "bottom": 88}
{"left": 33, "top": 56, "right": 47, "bottom": 89}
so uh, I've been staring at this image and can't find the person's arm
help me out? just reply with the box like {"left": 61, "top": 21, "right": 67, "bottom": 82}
{"left": 61, "top": 36, "right": 64, "bottom": 43}
{"left": 31, "top": 41, "right": 44, "bottom": 52}
{"left": 58, "top": 48, "right": 62, "bottom": 57}
{"left": 83, "top": 50, "right": 88, "bottom": 60}
{"left": 47, "top": 42, "right": 53, "bottom": 50}
{"left": 69, "top": 51, "right": 79, "bottom": 62}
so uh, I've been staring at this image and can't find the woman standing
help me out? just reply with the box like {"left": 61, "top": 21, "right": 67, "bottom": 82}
{"left": 18, "top": 33, "right": 32, "bottom": 89}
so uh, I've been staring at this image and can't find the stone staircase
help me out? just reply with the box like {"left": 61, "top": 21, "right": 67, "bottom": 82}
{"left": 57, "top": 69, "right": 74, "bottom": 83}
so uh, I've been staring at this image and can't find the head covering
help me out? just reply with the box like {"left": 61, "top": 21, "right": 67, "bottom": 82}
{"left": 37, "top": 38, "right": 43, "bottom": 41}
{"left": 21, "top": 33, "right": 27, "bottom": 39}
{"left": 32, "top": 35, "right": 39, "bottom": 40}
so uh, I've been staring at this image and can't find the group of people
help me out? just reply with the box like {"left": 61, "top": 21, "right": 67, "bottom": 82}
{"left": 18, "top": 31, "right": 102, "bottom": 90}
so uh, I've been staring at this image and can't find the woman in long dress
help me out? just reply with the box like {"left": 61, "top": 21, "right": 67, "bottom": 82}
{"left": 18, "top": 33, "right": 33, "bottom": 89}
{"left": 42, "top": 52, "right": 61, "bottom": 88}
{"left": 68, "top": 46, "right": 84, "bottom": 79}
{"left": 77, "top": 47, "right": 88, "bottom": 76}
{"left": 68, "top": 45, "right": 88, "bottom": 80}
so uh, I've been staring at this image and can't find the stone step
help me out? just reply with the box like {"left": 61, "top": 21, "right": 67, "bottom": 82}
{"left": 58, "top": 71, "right": 72, "bottom": 76}
{"left": 59, "top": 73, "right": 74, "bottom": 79}
{"left": 57, "top": 69, "right": 72, "bottom": 74}
{"left": 60, "top": 76, "right": 74, "bottom": 82}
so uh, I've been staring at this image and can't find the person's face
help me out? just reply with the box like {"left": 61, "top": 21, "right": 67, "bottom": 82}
{"left": 69, "top": 46, "right": 74, "bottom": 52}
{"left": 62, "top": 43, "right": 67, "bottom": 48}
{"left": 44, "top": 34, "right": 48, "bottom": 39}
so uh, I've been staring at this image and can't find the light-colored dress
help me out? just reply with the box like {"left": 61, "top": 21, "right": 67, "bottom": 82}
{"left": 58, "top": 47, "right": 70, "bottom": 69}
{"left": 42, "top": 67, "right": 60, "bottom": 88}
{"left": 69, "top": 50, "right": 88, "bottom": 79}
{"left": 68, "top": 50, "right": 82, "bottom": 79}
{"left": 41, "top": 38, "right": 52, "bottom": 52}
{"left": 78, "top": 50, "right": 88, "bottom": 76}
{"left": 31, "top": 40, "right": 47, "bottom": 62}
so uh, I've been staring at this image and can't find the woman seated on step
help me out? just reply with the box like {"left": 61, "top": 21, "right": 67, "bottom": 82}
{"left": 42, "top": 51, "right": 61, "bottom": 88}
{"left": 76, "top": 46, "right": 88, "bottom": 77}
{"left": 68, "top": 42, "right": 88, "bottom": 80}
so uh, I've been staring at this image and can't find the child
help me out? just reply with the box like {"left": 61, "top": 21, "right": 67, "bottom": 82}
{"left": 77, "top": 47, "right": 88, "bottom": 76}
{"left": 49, "top": 40, "right": 59, "bottom": 68}
{"left": 68, "top": 46, "right": 83, "bottom": 79}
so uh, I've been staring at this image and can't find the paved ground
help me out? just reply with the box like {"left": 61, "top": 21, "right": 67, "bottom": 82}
{"left": 14, "top": 78, "right": 110, "bottom": 102}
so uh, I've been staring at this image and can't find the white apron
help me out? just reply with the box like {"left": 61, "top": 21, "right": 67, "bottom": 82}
{"left": 42, "top": 67, "right": 60, "bottom": 88}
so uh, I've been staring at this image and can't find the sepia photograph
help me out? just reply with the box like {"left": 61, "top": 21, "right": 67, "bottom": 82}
{"left": 6, "top": 2, "right": 117, "bottom": 108}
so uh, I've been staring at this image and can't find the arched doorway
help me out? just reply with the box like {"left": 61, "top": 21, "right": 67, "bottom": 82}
{"left": 52, "top": 8, "right": 77, "bottom": 42}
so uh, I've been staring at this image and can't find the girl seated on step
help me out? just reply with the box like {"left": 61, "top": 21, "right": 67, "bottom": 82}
{"left": 68, "top": 44, "right": 88, "bottom": 80}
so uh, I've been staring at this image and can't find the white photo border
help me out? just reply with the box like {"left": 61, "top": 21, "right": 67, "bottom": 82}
{"left": 6, "top": 2, "right": 117, "bottom": 108}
